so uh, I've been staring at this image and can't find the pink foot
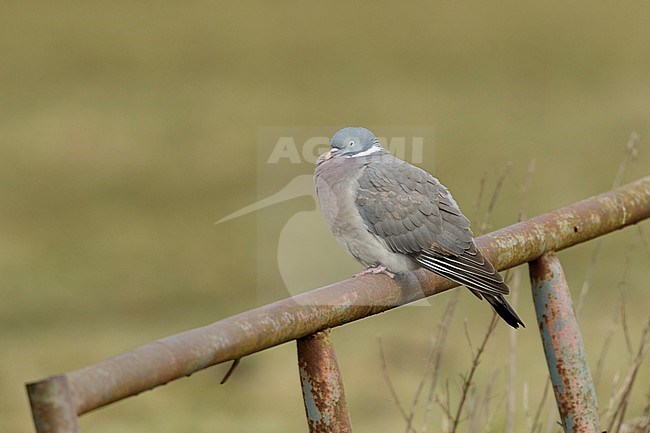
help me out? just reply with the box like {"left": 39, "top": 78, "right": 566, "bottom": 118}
{"left": 355, "top": 265, "right": 396, "bottom": 279}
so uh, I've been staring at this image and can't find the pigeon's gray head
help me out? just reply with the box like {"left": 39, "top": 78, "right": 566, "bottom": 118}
{"left": 318, "top": 127, "right": 383, "bottom": 164}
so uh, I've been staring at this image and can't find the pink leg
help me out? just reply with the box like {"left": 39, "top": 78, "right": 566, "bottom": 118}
{"left": 355, "top": 264, "right": 395, "bottom": 279}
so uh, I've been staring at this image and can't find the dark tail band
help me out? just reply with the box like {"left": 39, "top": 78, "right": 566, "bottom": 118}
{"left": 485, "top": 293, "right": 525, "bottom": 329}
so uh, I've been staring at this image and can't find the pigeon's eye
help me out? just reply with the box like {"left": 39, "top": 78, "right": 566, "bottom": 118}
{"left": 348, "top": 141, "right": 355, "bottom": 147}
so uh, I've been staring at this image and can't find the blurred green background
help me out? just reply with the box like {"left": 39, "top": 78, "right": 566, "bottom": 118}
{"left": 2, "top": 1, "right": 649, "bottom": 432}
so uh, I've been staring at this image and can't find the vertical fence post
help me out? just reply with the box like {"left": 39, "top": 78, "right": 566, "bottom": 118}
{"left": 26, "top": 375, "right": 80, "bottom": 433}
{"left": 296, "top": 329, "right": 352, "bottom": 433}
{"left": 529, "top": 252, "right": 600, "bottom": 433}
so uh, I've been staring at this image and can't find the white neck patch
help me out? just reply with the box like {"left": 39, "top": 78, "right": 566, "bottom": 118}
{"left": 349, "top": 145, "right": 383, "bottom": 158}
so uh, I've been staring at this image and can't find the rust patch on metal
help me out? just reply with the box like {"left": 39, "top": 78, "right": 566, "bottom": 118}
{"left": 297, "top": 329, "right": 352, "bottom": 433}
{"left": 529, "top": 253, "right": 600, "bottom": 433}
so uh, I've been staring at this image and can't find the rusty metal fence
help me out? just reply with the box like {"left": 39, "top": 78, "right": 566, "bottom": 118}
{"left": 26, "top": 176, "right": 650, "bottom": 433}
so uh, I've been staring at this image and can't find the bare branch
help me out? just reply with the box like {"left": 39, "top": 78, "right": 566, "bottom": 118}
{"left": 543, "top": 404, "right": 559, "bottom": 433}
{"left": 607, "top": 317, "right": 650, "bottom": 433}
{"left": 637, "top": 225, "right": 650, "bottom": 257}
{"left": 439, "top": 380, "right": 453, "bottom": 432}
{"left": 531, "top": 379, "right": 551, "bottom": 433}
{"left": 404, "top": 338, "right": 438, "bottom": 433}
{"left": 435, "top": 394, "right": 454, "bottom": 422}
{"left": 517, "top": 158, "right": 537, "bottom": 222}
{"left": 479, "top": 371, "right": 501, "bottom": 433}
{"left": 618, "top": 250, "right": 635, "bottom": 358}
{"left": 620, "top": 294, "right": 634, "bottom": 360}
{"left": 479, "top": 162, "right": 511, "bottom": 234}
{"left": 378, "top": 335, "right": 411, "bottom": 424}
{"left": 450, "top": 313, "right": 499, "bottom": 433}
{"left": 506, "top": 267, "right": 523, "bottom": 433}
{"left": 473, "top": 171, "right": 488, "bottom": 225}
{"left": 523, "top": 381, "right": 531, "bottom": 433}
{"left": 421, "top": 292, "right": 460, "bottom": 433}
{"left": 613, "top": 132, "right": 640, "bottom": 187}
{"left": 593, "top": 319, "right": 620, "bottom": 389}
{"left": 576, "top": 241, "right": 602, "bottom": 316}
{"left": 577, "top": 133, "right": 640, "bottom": 316}
{"left": 505, "top": 158, "right": 535, "bottom": 433}
{"left": 464, "top": 319, "right": 475, "bottom": 358}
{"left": 604, "top": 371, "right": 622, "bottom": 421}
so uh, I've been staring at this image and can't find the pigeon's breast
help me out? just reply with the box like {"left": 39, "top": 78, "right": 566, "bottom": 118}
{"left": 314, "top": 156, "right": 419, "bottom": 272}
{"left": 314, "top": 157, "right": 360, "bottom": 227}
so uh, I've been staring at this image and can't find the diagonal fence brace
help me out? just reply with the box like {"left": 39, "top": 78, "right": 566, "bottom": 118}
{"left": 529, "top": 252, "right": 600, "bottom": 433}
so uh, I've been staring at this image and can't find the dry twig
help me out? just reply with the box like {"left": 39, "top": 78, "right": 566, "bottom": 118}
{"left": 606, "top": 317, "right": 650, "bottom": 433}
{"left": 479, "top": 371, "right": 502, "bottom": 433}
{"left": 530, "top": 379, "right": 551, "bottom": 433}
{"left": 506, "top": 158, "right": 535, "bottom": 433}
{"left": 478, "top": 163, "right": 511, "bottom": 234}
{"left": 577, "top": 132, "right": 640, "bottom": 316}
{"left": 450, "top": 314, "right": 499, "bottom": 433}
{"left": 594, "top": 311, "right": 621, "bottom": 389}
{"left": 421, "top": 292, "right": 460, "bottom": 432}
{"left": 378, "top": 335, "right": 411, "bottom": 424}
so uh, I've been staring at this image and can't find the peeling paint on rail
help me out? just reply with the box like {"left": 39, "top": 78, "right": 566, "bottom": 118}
{"left": 297, "top": 330, "right": 352, "bottom": 433}
{"left": 529, "top": 253, "right": 600, "bottom": 433}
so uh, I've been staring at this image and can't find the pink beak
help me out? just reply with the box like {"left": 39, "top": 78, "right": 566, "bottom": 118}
{"left": 317, "top": 148, "right": 339, "bottom": 165}
{"left": 324, "top": 148, "right": 339, "bottom": 160}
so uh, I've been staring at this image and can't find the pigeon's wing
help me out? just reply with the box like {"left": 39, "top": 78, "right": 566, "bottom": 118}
{"left": 355, "top": 157, "right": 508, "bottom": 297}
{"left": 355, "top": 156, "right": 524, "bottom": 328}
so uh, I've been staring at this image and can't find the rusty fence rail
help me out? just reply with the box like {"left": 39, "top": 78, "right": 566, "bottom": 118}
{"left": 27, "top": 176, "right": 650, "bottom": 433}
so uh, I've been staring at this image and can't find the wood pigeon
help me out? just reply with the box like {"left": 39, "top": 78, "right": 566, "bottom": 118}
{"left": 314, "top": 127, "right": 524, "bottom": 329}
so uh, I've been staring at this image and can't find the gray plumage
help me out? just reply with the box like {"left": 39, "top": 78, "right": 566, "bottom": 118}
{"left": 314, "top": 127, "right": 524, "bottom": 329}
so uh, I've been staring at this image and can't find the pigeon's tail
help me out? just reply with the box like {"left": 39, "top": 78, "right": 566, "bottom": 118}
{"left": 484, "top": 293, "right": 525, "bottom": 329}
{"left": 414, "top": 248, "right": 525, "bottom": 329}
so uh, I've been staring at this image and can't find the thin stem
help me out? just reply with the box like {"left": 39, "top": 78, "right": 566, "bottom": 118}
{"left": 450, "top": 314, "right": 499, "bottom": 433}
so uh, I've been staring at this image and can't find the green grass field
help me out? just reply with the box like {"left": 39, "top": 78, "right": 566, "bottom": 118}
{"left": 1, "top": 2, "right": 649, "bottom": 432}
